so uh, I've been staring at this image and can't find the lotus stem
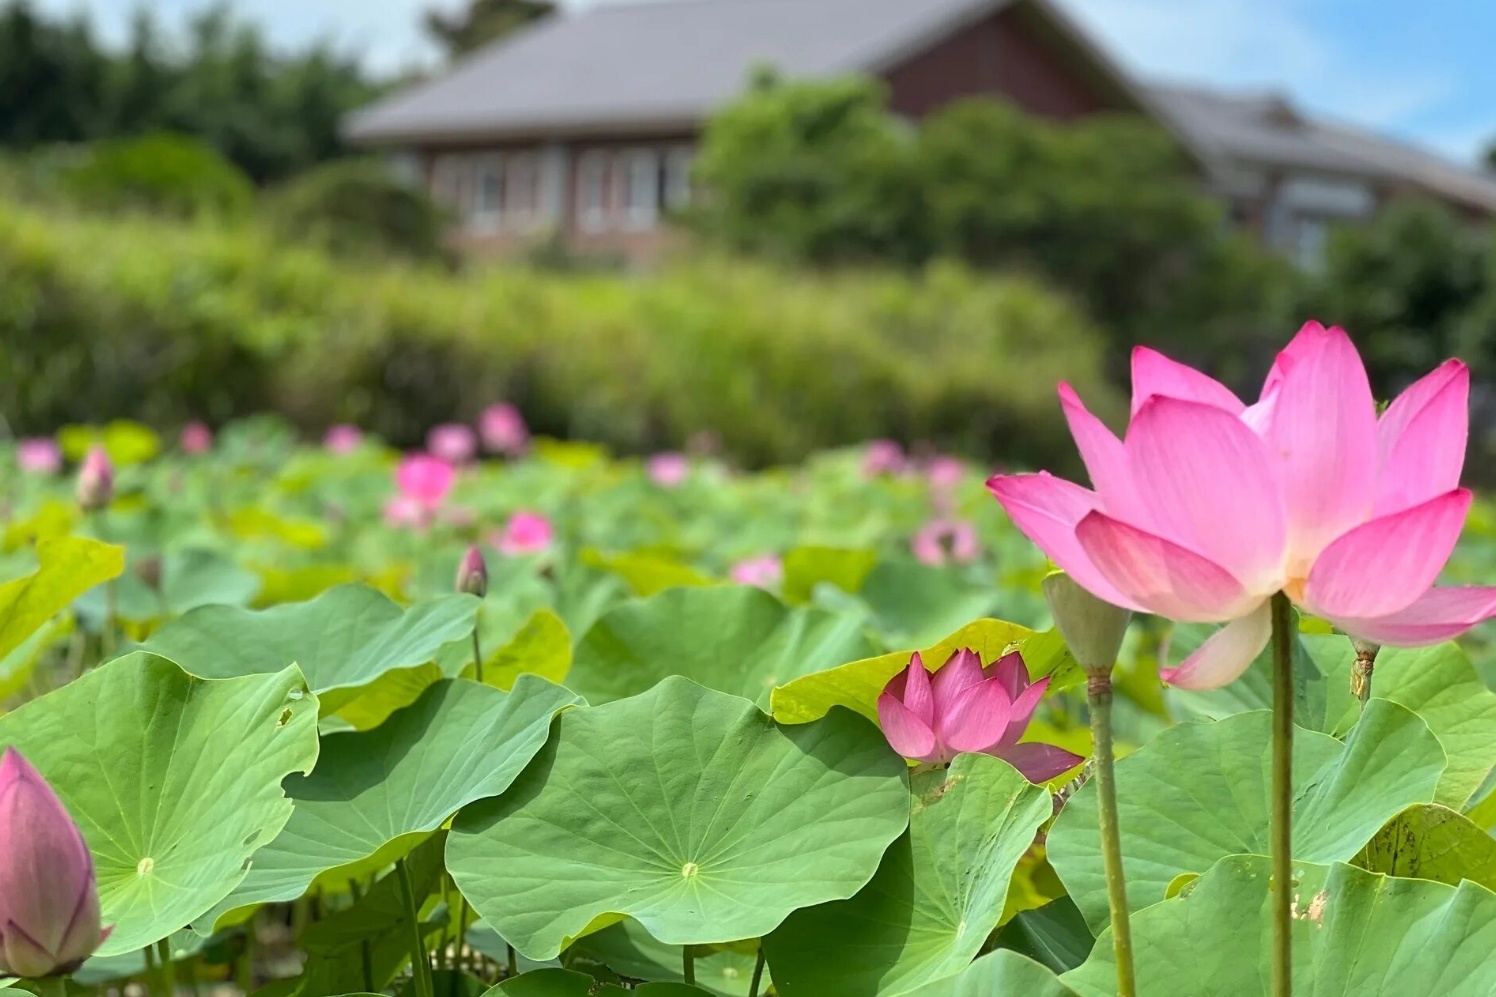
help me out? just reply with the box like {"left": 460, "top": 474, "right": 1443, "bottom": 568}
{"left": 157, "top": 937, "right": 175, "bottom": 996}
{"left": 1271, "top": 591, "right": 1295, "bottom": 997}
{"left": 1086, "top": 668, "right": 1136, "bottom": 997}
{"left": 683, "top": 944, "right": 696, "bottom": 986}
{"left": 1350, "top": 638, "right": 1380, "bottom": 711}
{"left": 507, "top": 942, "right": 517, "bottom": 978}
{"left": 748, "top": 945, "right": 766, "bottom": 997}
{"left": 471, "top": 627, "right": 484, "bottom": 685}
{"left": 349, "top": 878, "right": 374, "bottom": 992}
{"left": 93, "top": 510, "right": 116, "bottom": 662}
{"left": 397, "top": 857, "right": 435, "bottom": 997}
{"left": 34, "top": 977, "right": 67, "bottom": 997}
{"left": 455, "top": 885, "right": 470, "bottom": 978}
{"left": 237, "top": 914, "right": 256, "bottom": 994}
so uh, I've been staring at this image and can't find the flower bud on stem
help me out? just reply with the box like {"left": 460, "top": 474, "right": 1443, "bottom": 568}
{"left": 1350, "top": 638, "right": 1380, "bottom": 711}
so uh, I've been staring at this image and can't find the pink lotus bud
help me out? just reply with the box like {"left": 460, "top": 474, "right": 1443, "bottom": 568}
{"left": 877, "top": 649, "right": 1082, "bottom": 782}
{"left": 646, "top": 452, "right": 690, "bottom": 488}
{"left": 383, "top": 495, "right": 428, "bottom": 529}
{"left": 75, "top": 446, "right": 114, "bottom": 511}
{"left": 479, "top": 404, "right": 529, "bottom": 456}
{"left": 862, "top": 439, "right": 906, "bottom": 477}
{"left": 494, "top": 512, "right": 553, "bottom": 556}
{"left": 427, "top": 424, "right": 478, "bottom": 465}
{"left": 395, "top": 454, "right": 456, "bottom": 510}
{"left": 0, "top": 749, "right": 111, "bottom": 978}
{"left": 911, "top": 519, "right": 979, "bottom": 566}
{"left": 456, "top": 545, "right": 489, "bottom": 597}
{"left": 16, "top": 439, "right": 62, "bottom": 475}
{"left": 730, "top": 555, "right": 783, "bottom": 588}
{"left": 323, "top": 424, "right": 363, "bottom": 453}
{"left": 179, "top": 422, "right": 213, "bottom": 455}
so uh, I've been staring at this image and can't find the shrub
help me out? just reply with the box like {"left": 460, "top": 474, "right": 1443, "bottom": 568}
{"left": 59, "top": 131, "right": 253, "bottom": 217}
{"left": 0, "top": 200, "right": 1121, "bottom": 471}
{"left": 266, "top": 158, "right": 452, "bottom": 265}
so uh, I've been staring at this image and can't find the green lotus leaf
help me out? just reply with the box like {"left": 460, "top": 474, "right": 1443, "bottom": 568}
{"left": 570, "top": 919, "right": 769, "bottom": 997}
{"left": 899, "top": 950, "right": 1077, "bottom": 997}
{"left": 781, "top": 546, "right": 878, "bottom": 604}
{"left": 1354, "top": 803, "right": 1496, "bottom": 890}
{"left": 488, "top": 969, "right": 710, "bottom": 995}
{"left": 0, "top": 535, "right": 123, "bottom": 661}
{"left": 448, "top": 677, "right": 909, "bottom": 960}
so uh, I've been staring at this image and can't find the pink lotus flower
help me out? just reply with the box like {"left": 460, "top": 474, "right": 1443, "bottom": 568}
{"left": 393, "top": 454, "right": 456, "bottom": 527}
{"left": 76, "top": 446, "right": 113, "bottom": 511}
{"left": 863, "top": 439, "right": 906, "bottom": 477}
{"left": 877, "top": 649, "right": 1083, "bottom": 782}
{"left": 912, "top": 519, "right": 979, "bottom": 566}
{"left": 927, "top": 456, "right": 966, "bottom": 492}
{"left": 456, "top": 545, "right": 489, "bottom": 597}
{"left": 495, "top": 511, "right": 553, "bottom": 556}
{"left": 324, "top": 424, "right": 363, "bottom": 453}
{"left": 480, "top": 404, "right": 529, "bottom": 456}
{"left": 988, "top": 322, "right": 1496, "bottom": 690}
{"left": 730, "top": 555, "right": 783, "bottom": 588}
{"left": 180, "top": 421, "right": 213, "bottom": 454}
{"left": 427, "top": 424, "right": 478, "bottom": 465}
{"left": 16, "top": 439, "right": 61, "bottom": 475}
{"left": 647, "top": 452, "right": 690, "bottom": 488}
{"left": 0, "top": 748, "right": 111, "bottom": 977}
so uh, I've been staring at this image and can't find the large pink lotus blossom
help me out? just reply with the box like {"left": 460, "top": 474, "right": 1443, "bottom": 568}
{"left": 323, "top": 424, "right": 363, "bottom": 453}
{"left": 878, "top": 649, "right": 1083, "bottom": 782}
{"left": 0, "top": 749, "right": 111, "bottom": 977}
{"left": 16, "top": 439, "right": 61, "bottom": 475}
{"left": 427, "top": 424, "right": 478, "bottom": 465}
{"left": 912, "top": 519, "right": 979, "bottom": 566}
{"left": 393, "top": 454, "right": 456, "bottom": 524}
{"left": 989, "top": 322, "right": 1496, "bottom": 690}
{"left": 495, "top": 511, "right": 553, "bottom": 556}
{"left": 646, "top": 452, "right": 690, "bottom": 488}
{"left": 180, "top": 422, "right": 213, "bottom": 454}
{"left": 480, "top": 404, "right": 529, "bottom": 456}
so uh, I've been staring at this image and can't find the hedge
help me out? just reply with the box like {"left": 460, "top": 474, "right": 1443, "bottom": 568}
{"left": 0, "top": 201, "right": 1122, "bottom": 470}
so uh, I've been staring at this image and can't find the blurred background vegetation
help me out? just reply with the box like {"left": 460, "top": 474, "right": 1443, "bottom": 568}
{"left": 2, "top": 0, "right": 1495, "bottom": 472}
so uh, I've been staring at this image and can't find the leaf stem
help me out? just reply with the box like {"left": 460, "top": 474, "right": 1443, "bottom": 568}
{"left": 93, "top": 510, "right": 116, "bottom": 662}
{"left": 397, "top": 857, "right": 435, "bottom": 997}
{"left": 683, "top": 944, "right": 696, "bottom": 986}
{"left": 157, "top": 937, "right": 175, "bottom": 997}
{"left": 455, "top": 886, "right": 470, "bottom": 978}
{"left": 349, "top": 878, "right": 374, "bottom": 993}
{"left": 1271, "top": 591, "right": 1295, "bottom": 997}
{"left": 748, "top": 945, "right": 766, "bottom": 997}
{"left": 1086, "top": 667, "right": 1136, "bottom": 997}
{"left": 507, "top": 943, "right": 517, "bottom": 978}
{"left": 33, "top": 976, "right": 67, "bottom": 997}
{"left": 471, "top": 626, "right": 484, "bottom": 685}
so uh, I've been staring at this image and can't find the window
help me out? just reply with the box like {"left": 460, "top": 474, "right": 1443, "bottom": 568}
{"left": 622, "top": 149, "right": 660, "bottom": 230}
{"left": 430, "top": 155, "right": 470, "bottom": 215}
{"left": 577, "top": 151, "right": 610, "bottom": 233}
{"left": 472, "top": 155, "right": 503, "bottom": 231}
{"left": 505, "top": 153, "right": 541, "bottom": 228}
{"left": 1292, "top": 214, "right": 1330, "bottom": 271}
{"left": 664, "top": 147, "right": 695, "bottom": 211}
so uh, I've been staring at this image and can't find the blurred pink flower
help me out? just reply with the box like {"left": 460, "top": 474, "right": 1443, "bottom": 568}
{"left": 76, "top": 446, "right": 114, "bottom": 511}
{"left": 647, "top": 452, "right": 690, "bottom": 488}
{"left": 495, "top": 511, "right": 553, "bottom": 556}
{"left": 912, "top": 519, "right": 979, "bottom": 566}
{"left": 16, "top": 438, "right": 61, "bottom": 475}
{"left": 180, "top": 421, "right": 213, "bottom": 454}
{"left": 480, "top": 404, "right": 530, "bottom": 456}
{"left": 428, "top": 423, "right": 478, "bottom": 465}
{"left": 395, "top": 454, "right": 456, "bottom": 511}
{"left": 731, "top": 555, "right": 783, "bottom": 588}
{"left": 927, "top": 456, "right": 966, "bottom": 491}
{"left": 324, "top": 424, "right": 363, "bottom": 453}
{"left": 989, "top": 321, "right": 1496, "bottom": 691}
{"left": 383, "top": 495, "right": 427, "bottom": 528}
{"left": 0, "top": 748, "right": 111, "bottom": 977}
{"left": 877, "top": 649, "right": 1082, "bottom": 782}
{"left": 862, "top": 439, "right": 906, "bottom": 477}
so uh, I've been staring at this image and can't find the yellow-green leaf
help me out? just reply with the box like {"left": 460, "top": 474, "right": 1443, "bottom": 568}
{"left": 467, "top": 608, "right": 572, "bottom": 691}
{"left": 0, "top": 536, "right": 124, "bottom": 661}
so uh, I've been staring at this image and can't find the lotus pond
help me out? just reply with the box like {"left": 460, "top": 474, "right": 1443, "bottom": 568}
{"left": 5, "top": 404, "right": 1496, "bottom": 997}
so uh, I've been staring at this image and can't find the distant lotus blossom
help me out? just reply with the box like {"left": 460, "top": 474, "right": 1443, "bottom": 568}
{"left": 480, "top": 404, "right": 530, "bottom": 456}
{"left": 393, "top": 454, "right": 456, "bottom": 526}
{"left": 180, "top": 421, "right": 213, "bottom": 454}
{"left": 927, "top": 456, "right": 966, "bottom": 491}
{"left": 878, "top": 649, "right": 1083, "bottom": 782}
{"left": 647, "top": 452, "right": 690, "bottom": 487}
{"left": 76, "top": 446, "right": 114, "bottom": 511}
{"left": 731, "top": 555, "right": 783, "bottom": 588}
{"left": 16, "top": 438, "right": 61, "bottom": 475}
{"left": 863, "top": 439, "right": 907, "bottom": 477}
{"left": 427, "top": 423, "right": 478, "bottom": 465}
{"left": 324, "top": 424, "right": 363, "bottom": 453}
{"left": 989, "top": 321, "right": 1496, "bottom": 691}
{"left": 495, "top": 511, "right": 554, "bottom": 556}
{"left": 912, "top": 519, "right": 979, "bottom": 566}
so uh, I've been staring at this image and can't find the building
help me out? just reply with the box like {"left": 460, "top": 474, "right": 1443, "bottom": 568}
{"left": 344, "top": 0, "right": 1496, "bottom": 264}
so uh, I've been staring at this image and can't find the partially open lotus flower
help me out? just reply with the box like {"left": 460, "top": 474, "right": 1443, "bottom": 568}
{"left": 646, "top": 452, "right": 690, "bottom": 488}
{"left": 877, "top": 649, "right": 1083, "bottom": 783}
{"left": 323, "top": 424, "right": 363, "bottom": 454}
{"left": 989, "top": 322, "right": 1496, "bottom": 690}
{"left": 179, "top": 421, "right": 213, "bottom": 455}
{"left": 911, "top": 518, "right": 978, "bottom": 566}
{"left": 730, "top": 554, "right": 782, "bottom": 588}
{"left": 480, "top": 404, "right": 529, "bottom": 456}
{"left": 0, "top": 748, "right": 110, "bottom": 978}
{"left": 862, "top": 439, "right": 906, "bottom": 477}
{"left": 495, "top": 511, "right": 553, "bottom": 556}
{"left": 427, "top": 424, "right": 478, "bottom": 465}
{"left": 16, "top": 439, "right": 61, "bottom": 475}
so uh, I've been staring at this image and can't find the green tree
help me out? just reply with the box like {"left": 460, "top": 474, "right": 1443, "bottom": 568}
{"left": 0, "top": 2, "right": 110, "bottom": 145}
{"left": 424, "top": 0, "right": 555, "bottom": 60}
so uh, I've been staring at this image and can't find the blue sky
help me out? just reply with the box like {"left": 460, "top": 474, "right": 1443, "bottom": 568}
{"left": 30, "top": 0, "right": 1496, "bottom": 166}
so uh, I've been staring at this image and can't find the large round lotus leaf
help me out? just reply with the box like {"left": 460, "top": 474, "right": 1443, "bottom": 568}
{"left": 1353, "top": 803, "right": 1496, "bottom": 890}
{"left": 0, "top": 536, "right": 123, "bottom": 660}
{"left": 488, "top": 969, "right": 709, "bottom": 995}
{"left": 900, "top": 950, "right": 1076, "bottom": 997}
{"left": 141, "top": 584, "right": 480, "bottom": 699}
{"left": 855, "top": 561, "right": 1003, "bottom": 648}
{"left": 1048, "top": 700, "right": 1444, "bottom": 932}
{"left": 571, "top": 920, "right": 770, "bottom": 997}
{"left": 200, "top": 675, "right": 578, "bottom": 929}
{"left": 771, "top": 619, "right": 1076, "bottom": 725}
{"left": 448, "top": 677, "right": 909, "bottom": 960}
{"left": 0, "top": 652, "right": 319, "bottom": 954}
{"left": 76, "top": 548, "right": 262, "bottom": 623}
{"left": 566, "top": 585, "right": 877, "bottom": 708}
{"left": 764, "top": 753, "right": 1051, "bottom": 996}
{"left": 1063, "top": 856, "right": 1496, "bottom": 995}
